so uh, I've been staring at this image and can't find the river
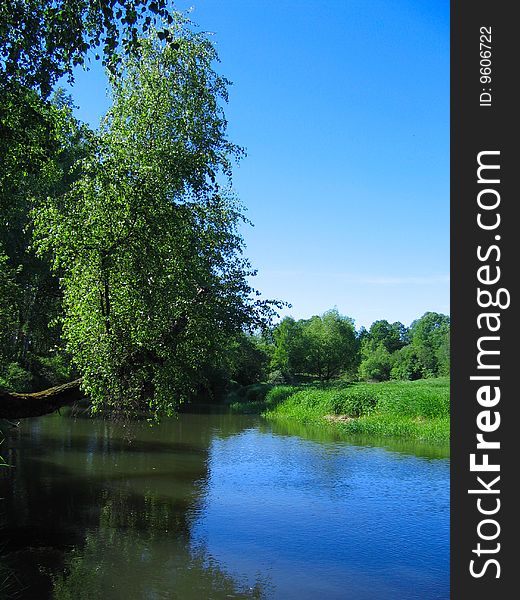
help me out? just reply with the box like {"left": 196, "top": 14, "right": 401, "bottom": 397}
{"left": 1, "top": 409, "right": 449, "bottom": 599}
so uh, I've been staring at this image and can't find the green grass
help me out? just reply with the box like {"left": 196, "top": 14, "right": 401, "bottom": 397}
{"left": 226, "top": 383, "right": 297, "bottom": 414}
{"left": 228, "top": 378, "right": 450, "bottom": 443}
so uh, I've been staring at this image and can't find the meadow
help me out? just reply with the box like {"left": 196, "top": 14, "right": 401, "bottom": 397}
{"left": 227, "top": 377, "right": 450, "bottom": 443}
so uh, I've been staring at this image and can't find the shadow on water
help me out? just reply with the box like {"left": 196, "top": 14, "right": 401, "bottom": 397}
{"left": 0, "top": 412, "right": 269, "bottom": 599}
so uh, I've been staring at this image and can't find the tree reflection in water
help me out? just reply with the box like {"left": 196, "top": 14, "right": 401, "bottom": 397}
{"left": 52, "top": 488, "right": 267, "bottom": 600}
{"left": 0, "top": 412, "right": 269, "bottom": 599}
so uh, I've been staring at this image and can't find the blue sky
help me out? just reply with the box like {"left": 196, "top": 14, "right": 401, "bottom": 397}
{"left": 65, "top": 0, "right": 449, "bottom": 330}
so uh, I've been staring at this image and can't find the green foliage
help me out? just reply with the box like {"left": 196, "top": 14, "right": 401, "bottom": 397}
{"left": 408, "top": 312, "right": 450, "bottom": 378}
{"left": 329, "top": 389, "right": 378, "bottom": 417}
{"left": 0, "top": 354, "right": 75, "bottom": 395}
{"left": 227, "top": 334, "right": 270, "bottom": 386}
{"left": 390, "top": 345, "right": 422, "bottom": 381}
{"left": 358, "top": 320, "right": 408, "bottom": 382}
{"left": 434, "top": 326, "right": 450, "bottom": 377}
{"left": 227, "top": 383, "right": 297, "bottom": 414}
{"left": 358, "top": 342, "right": 393, "bottom": 382}
{"left": 301, "top": 310, "right": 358, "bottom": 380}
{"left": 341, "top": 414, "right": 450, "bottom": 443}
{"left": 267, "top": 389, "right": 334, "bottom": 421}
{"left": 1, "top": 2, "right": 184, "bottom": 400}
{"left": 365, "top": 320, "right": 408, "bottom": 353}
{"left": 0, "top": 349, "right": 74, "bottom": 394}
{"left": 1, "top": 0, "right": 178, "bottom": 96}
{"left": 270, "top": 310, "right": 358, "bottom": 381}
{"left": 356, "top": 312, "right": 450, "bottom": 382}
{"left": 0, "top": 83, "right": 65, "bottom": 201}
{"left": 26, "top": 351, "right": 76, "bottom": 388}
{"left": 0, "top": 361, "right": 33, "bottom": 393}
{"left": 265, "top": 385, "right": 299, "bottom": 406}
{"left": 0, "top": 87, "right": 90, "bottom": 388}
{"left": 349, "top": 378, "right": 450, "bottom": 419}
{"left": 253, "top": 378, "right": 450, "bottom": 442}
{"left": 0, "top": 251, "right": 19, "bottom": 362}
{"left": 252, "top": 310, "right": 450, "bottom": 387}
{"left": 191, "top": 334, "right": 270, "bottom": 402}
{"left": 226, "top": 382, "right": 274, "bottom": 414}
{"left": 270, "top": 317, "right": 302, "bottom": 377}
{"left": 34, "top": 24, "right": 280, "bottom": 417}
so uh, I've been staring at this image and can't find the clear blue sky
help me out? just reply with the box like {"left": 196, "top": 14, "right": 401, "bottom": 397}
{"left": 65, "top": 0, "right": 449, "bottom": 331}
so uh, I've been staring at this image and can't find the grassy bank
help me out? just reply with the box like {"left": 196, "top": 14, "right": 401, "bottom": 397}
{"left": 227, "top": 378, "right": 450, "bottom": 443}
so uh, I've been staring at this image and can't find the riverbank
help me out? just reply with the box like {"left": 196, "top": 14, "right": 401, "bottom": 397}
{"left": 226, "top": 378, "right": 450, "bottom": 443}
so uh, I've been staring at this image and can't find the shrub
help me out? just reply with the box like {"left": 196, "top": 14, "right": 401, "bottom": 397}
{"left": 264, "top": 385, "right": 298, "bottom": 407}
{"left": 266, "top": 369, "right": 286, "bottom": 385}
{"left": 28, "top": 352, "right": 75, "bottom": 388}
{"left": 358, "top": 343, "right": 392, "bottom": 382}
{"left": 0, "top": 362, "right": 33, "bottom": 393}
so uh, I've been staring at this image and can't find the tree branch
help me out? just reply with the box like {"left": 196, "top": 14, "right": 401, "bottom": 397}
{"left": 0, "top": 378, "right": 84, "bottom": 420}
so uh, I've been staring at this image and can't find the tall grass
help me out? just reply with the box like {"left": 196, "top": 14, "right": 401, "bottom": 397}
{"left": 226, "top": 384, "right": 297, "bottom": 414}
{"left": 229, "top": 378, "right": 450, "bottom": 443}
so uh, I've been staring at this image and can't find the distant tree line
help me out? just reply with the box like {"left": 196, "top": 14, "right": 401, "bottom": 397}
{"left": 221, "top": 310, "right": 450, "bottom": 388}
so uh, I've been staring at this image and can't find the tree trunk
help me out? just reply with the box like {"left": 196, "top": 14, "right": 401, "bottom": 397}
{"left": 0, "top": 378, "right": 84, "bottom": 420}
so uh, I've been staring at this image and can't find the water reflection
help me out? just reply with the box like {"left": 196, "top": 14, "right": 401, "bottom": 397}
{"left": 1, "top": 411, "right": 449, "bottom": 600}
{"left": 51, "top": 503, "right": 268, "bottom": 600}
{"left": 264, "top": 418, "right": 450, "bottom": 459}
{"left": 1, "top": 413, "right": 268, "bottom": 599}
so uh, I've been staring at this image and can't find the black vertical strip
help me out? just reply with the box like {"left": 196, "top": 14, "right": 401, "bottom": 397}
{"left": 451, "top": 2, "right": 518, "bottom": 598}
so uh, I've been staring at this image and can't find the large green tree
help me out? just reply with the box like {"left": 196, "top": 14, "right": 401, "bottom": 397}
{"left": 2, "top": 1, "right": 177, "bottom": 384}
{"left": 33, "top": 21, "right": 280, "bottom": 417}
{"left": 269, "top": 317, "right": 304, "bottom": 379}
{"left": 270, "top": 310, "right": 358, "bottom": 382}
{"left": 300, "top": 311, "right": 358, "bottom": 381}
{"left": 364, "top": 320, "right": 408, "bottom": 353}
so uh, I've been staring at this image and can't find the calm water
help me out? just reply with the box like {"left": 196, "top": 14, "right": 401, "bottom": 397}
{"left": 1, "top": 410, "right": 449, "bottom": 599}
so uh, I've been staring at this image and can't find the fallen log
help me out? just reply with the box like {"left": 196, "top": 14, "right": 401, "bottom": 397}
{"left": 0, "top": 378, "right": 85, "bottom": 420}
